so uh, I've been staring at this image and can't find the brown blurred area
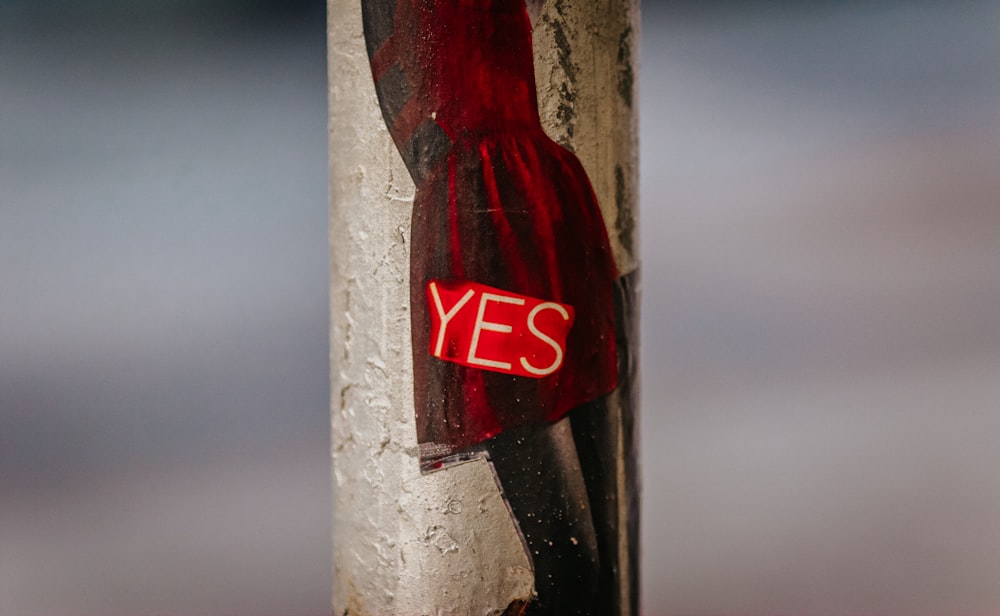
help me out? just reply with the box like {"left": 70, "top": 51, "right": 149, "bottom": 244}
{"left": 2, "top": 1, "right": 999, "bottom": 614}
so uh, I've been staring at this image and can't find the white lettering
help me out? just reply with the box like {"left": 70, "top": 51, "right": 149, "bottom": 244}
{"left": 467, "top": 292, "right": 525, "bottom": 370}
{"left": 429, "top": 282, "right": 476, "bottom": 357}
{"left": 519, "top": 302, "right": 570, "bottom": 376}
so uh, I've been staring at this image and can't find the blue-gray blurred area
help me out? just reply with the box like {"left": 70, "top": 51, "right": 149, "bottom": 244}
{"left": 1, "top": 1, "right": 331, "bottom": 614}
{"left": 1, "top": 0, "right": 999, "bottom": 614}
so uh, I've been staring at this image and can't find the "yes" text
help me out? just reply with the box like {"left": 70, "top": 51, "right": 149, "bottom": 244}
{"left": 426, "top": 279, "right": 575, "bottom": 378}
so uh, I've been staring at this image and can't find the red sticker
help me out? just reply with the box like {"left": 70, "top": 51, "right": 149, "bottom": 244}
{"left": 427, "top": 280, "right": 575, "bottom": 379}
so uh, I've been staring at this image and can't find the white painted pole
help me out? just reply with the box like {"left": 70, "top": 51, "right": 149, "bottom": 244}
{"left": 330, "top": 1, "right": 639, "bottom": 613}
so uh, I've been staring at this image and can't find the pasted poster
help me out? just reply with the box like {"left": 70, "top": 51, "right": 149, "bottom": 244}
{"left": 360, "top": 1, "right": 636, "bottom": 614}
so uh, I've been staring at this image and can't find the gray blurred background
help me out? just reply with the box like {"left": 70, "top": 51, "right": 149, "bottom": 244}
{"left": 2, "top": 0, "right": 999, "bottom": 614}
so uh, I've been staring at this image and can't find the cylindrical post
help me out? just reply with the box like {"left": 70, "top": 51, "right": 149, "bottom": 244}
{"left": 330, "top": 1, "right": 639, "bottom": 613}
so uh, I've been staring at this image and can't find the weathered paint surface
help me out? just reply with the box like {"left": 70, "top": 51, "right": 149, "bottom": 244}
{"left": 533, "top": 0, "right": 640, "bottom": 277}
{"left": 533, "top": 3, "right": 640, "bottom": 613}
{"left": 329, "top": 2, "right": 534, "bottom": 613}
{"left": 330, "top": 0, "right": 638, "bottom": 613}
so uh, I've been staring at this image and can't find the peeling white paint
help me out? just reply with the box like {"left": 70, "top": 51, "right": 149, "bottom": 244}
{"left": 329, "top": 2, "right": 535, "bottom": 613}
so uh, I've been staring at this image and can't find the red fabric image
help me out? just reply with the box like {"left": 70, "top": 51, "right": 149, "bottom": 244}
{"left": 361, "top": 0, "right": 619, "bottom": 466}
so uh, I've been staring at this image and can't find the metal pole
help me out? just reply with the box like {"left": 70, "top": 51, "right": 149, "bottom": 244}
{"left": 330, "top": 1, "right": 638, "bottom": 613}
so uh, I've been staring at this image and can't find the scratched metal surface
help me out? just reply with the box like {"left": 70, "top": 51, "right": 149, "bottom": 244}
{"left": 2, "top": 1, "right": 1000, "bottom": 615}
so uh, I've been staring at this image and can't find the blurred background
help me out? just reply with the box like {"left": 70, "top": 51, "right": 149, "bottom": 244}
{"left": 2, "top": 0, "right": 998, "bottom": 614}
